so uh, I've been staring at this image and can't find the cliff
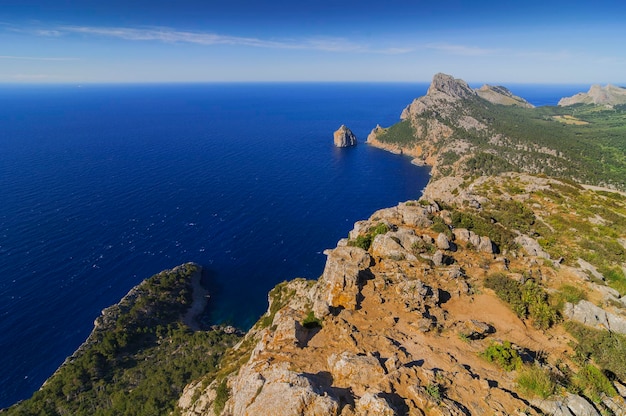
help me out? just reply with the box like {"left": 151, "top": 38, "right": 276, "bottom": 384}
{"left": 367, "top": 73, "right": 626, "bottom": 190}
{"left": 559, "top": 84, "right": 626, "bottom": 107}
{"left": 334, "top": 125, "right": 358, "bottom": 147}
{"left": 177, "top": 173, "right": 626, "bottom": 415}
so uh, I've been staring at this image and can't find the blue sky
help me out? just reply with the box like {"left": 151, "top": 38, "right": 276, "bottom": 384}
{"left": 1, "top": 0, "right": 625, "bottom": 83}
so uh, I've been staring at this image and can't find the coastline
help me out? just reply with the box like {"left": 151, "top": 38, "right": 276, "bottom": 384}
{"left": 182, "top": 267, "right": 209, "bottom": 331}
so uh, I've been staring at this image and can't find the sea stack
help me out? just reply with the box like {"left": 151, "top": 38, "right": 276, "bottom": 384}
{"left": 333, "top": 125, "right": 357, "bottom": 147}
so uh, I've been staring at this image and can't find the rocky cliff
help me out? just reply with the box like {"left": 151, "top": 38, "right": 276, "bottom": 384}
{"left": 178, "top": 173, "right": 626, "bottom": 415}
{"left": 559, "top": 84, "right": 626, "bottom": 107}
{"left": 334, "top": 125, "right": 358, "bottom": 147}
{"left": 367, "top": 73, "right": 625, "bottom": 191}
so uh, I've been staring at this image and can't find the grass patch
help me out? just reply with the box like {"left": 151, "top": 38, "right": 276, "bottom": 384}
{"left": 425, "top": 383, "right": 443, "bottom": 404}
{"left": 556, "top": 284, "right": 587, "bottom": 310}
{"left": 517, "top": 365, "right": 559, "bottom": 399}
{"left": 565, "top": 321, "right": 626, "bottom": 381}
{"left": 572, "top": 364, "right": 618, "bottom": 403}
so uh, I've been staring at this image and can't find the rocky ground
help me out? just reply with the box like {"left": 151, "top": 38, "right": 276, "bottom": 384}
{"left": 177, "top": 173, "right": 626, "bottom": 415}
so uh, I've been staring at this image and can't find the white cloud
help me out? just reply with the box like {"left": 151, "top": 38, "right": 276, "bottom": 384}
{"left": 53, "top": 25, "right": 415, "bottom": 55}
{"left": 0, "top": 55, "right": 79, "bottom": 61}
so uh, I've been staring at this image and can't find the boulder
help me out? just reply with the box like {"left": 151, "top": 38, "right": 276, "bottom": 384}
{"left": 371, "top": 234, "right": 406, "bottom": 260}
{"left": 477, "top": 236, "right": 495, "bottom": 254}
{"left": 333, "top": 125, "right": 357, "bottom": 147}
{"left": 271, "top": 308, "right": 307, "bottom": 347}
{"left": 313, "top": 246, "right": 372, "bottom": 316}
{"left": 231, "top": 362, "right": 340, "bottom": 416}
{"left": 564, "top": 300, "right": 626, "bottom": 335}
{"left": 327, "top": 352, "right": 386, "bottom": 396}
{"left": 355, "top": 392, "right": 396, "bottom": 416}
{"left": 436, "top": 233, "right": 450, "bottom": 250}
{"left": 513, "top": 235, "right": 550, "bottom": 259}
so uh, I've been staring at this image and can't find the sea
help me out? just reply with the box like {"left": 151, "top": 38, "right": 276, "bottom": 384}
{"left": 0, "top": 82, "right": 586, "bottom": 407}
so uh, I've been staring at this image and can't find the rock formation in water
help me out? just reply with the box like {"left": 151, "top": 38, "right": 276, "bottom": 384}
{"left": 558, "top": 83, "right": 626, "bottom": 107}
{"left": 334, "top": 125, "right": 357, "bottom": 147}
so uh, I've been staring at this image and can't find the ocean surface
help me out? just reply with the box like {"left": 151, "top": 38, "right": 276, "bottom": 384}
{"left": 0, "top": 82, "right": 586, "bottom": 407}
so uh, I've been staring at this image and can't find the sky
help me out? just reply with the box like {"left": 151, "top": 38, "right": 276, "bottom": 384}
{"left": 1, "top": 0, "right": 625, "bottom": 84}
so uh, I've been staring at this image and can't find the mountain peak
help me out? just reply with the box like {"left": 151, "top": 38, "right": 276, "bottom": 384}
{"left": 427, "top": 73, "right": 476, "bottom": 100}
{"left": 559, "top": 83, "right": 626, "bottom": 106}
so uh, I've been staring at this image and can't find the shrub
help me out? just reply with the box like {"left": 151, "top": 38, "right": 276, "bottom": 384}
{"left": 481, "top": 341, "right": 522, "bottom": 371}
{"left": 347, "top": 223, "right": 390, "bottom": 250}
{"left": 425, "top": 383, "right": 443, "bottom": 404}
{"left": 517, "top": 365, "right": 558, "bottom": 399}
{"left": 484, "top": 273, "right": 559, "bottom": 329}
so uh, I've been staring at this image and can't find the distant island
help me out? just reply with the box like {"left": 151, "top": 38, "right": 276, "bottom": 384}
{"left": 6, "top": 74, "right": 626, "bottom": 415}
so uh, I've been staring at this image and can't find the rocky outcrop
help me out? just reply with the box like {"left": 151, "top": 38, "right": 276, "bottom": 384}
{"left": 559, "top": 84, "right": 626, "bottom": 107}
{"left": 333, "top": 125, "right": 357, "bottom": 147}
{"left": 476, "top": 84, "right": 534, "bottom": 107}
{"left": 564, "top": 300, "right": 626, "bottom": 335}
{"left": 179, "top": 173, "right": 626, "bottom": 416}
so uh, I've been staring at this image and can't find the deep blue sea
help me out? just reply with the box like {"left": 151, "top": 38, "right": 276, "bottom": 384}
{"left": 0, "top": 82, "right": 586, "bottom": 407}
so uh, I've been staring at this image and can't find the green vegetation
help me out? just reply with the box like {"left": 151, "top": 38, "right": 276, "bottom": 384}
{"left": 213, "top": 379, "right": 230, "bottom": 416}
{"left": 374, "top": 119, "right": 416, "bottom": 145}
{"left": 6, "top": 264, "right": 240, "bottom": 416}
{"left": 450, "top": 210, "right": 516, "bottom": 251}
{"left": 565, "top": 321, "right": 626, "bottom": 381}
{"left": 376, "top": 94, "right": 626, "bottom": 189}
{"left": 481, "top": 341, "right": 523, "bottom": 371}
{"left": 258, "top": 281, "right": 296, "bottom": 329}
{"left": 424, "top": 383, "right": 443, "bottom": 404}
{"left": 347, "top": 222, "right": 391, "bottom": 250}
{"left": 572, "top": 364, "right": 617, "bottom": 403}
{"left": 556, "top": 285, "right": 587, "bottom": 309}
{"left": 301, "top": 311, "right": 322, "bottom": 329}
{"left": 484, "top": 273, "right": 559, "bottom": 329}
{"left": 517, "top": 365, "right": 559, "bottom": 399}
{"left": 465, "top": 152, "right": 519, "bottom": 176}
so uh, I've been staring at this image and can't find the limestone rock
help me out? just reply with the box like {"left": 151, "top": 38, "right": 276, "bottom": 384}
{"left": 231, "top": 362, "right": 340, "bottom": 416}
{"left": 355, "top": 392, "right": 396, "bottom": 415}
{"left": 476, "top": 84, "right": 534, "bottom": 108}
{"left": 436, "top": 233, "right": 451, "bottom": 250}
{"left": 514, "top": 235, "right": 551, "bottom": 259}
{"left": 564, "top": 300, "right": 626, "bottom": 334}
{"left": 327, "top": 352, "right": 386, "bottom": 396}
{"left": 334, "top": 125, "right": 357, "bottom": 147}
{"left": 272, "top": 308, "right": 307, "bottom": 347}
{"left": 564, "top": 393, "right": 600, "bottom": 416}
{"left": 477, "top": 236, "right": 495, "bottom": 254}
{"left": 427, "top": 73, "right": 477, "bottom": 101}
{"left": 371, "top": 233, "right": 406, "bottom": 260}
{"left": 559, "top": 84, "right": 626, "bottom": 107}
{"left": 313, "top": 246, "right": 372, "bottom": 316}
